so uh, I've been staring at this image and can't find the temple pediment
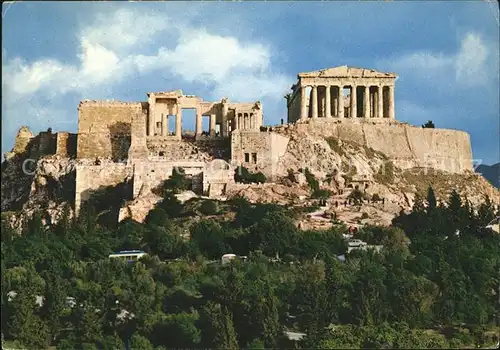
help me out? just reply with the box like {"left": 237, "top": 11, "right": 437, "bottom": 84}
{"left": 298, "top": 65, "right": 397, "bottom": 78}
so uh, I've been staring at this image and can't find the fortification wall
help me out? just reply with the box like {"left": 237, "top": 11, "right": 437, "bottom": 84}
{"left": 405, "top": 127, "right": 472, "bottom": 173}
{"left": 38, "top": 132, "right": 56, "bottom": 156}
{"left": 269, "top": 132, "right": 290, "bottom": 177}
{"left": 361, "top": 124, "right": 415, "bottom": 163}
{"left": 272, "top": 120, "right": 473, "bottom": 173}
{"left": 5, "top": 126, "right": 34, "bottom": 161}
{"left": 13, "top": 126, "right": 34, "bottom": 154}
{"left": 128, "top": 107, "right": 149, "bottom": 161}
{"left": 75, "top": 163, "right": 133, "bottom": 214}
{"left": 77, "top": 101, "right": 144, "bottom": 160}
{"left": 55, "top": 133, "right": 77, "bottom": 157}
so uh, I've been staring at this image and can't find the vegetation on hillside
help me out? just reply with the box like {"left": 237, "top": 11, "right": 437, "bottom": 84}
{"left": 1, "top": 182, "right": 499, "bottom": 349}
{"left": 234, "top": 166, "right": 267, "bottom": 184}
{"left": 422, "top": 120, "right": 435, "bottom": 128}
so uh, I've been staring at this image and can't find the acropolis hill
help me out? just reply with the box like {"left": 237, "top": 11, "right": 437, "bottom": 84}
{"left": 3, "top": 66, "right": 497, "bottom": 227}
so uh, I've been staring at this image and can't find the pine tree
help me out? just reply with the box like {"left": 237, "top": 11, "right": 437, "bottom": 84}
{"left": 221, "top": 306, "right": 239, "bottom": 349}
{"left": 199, "top": 301, "right": 239, "bottom": 349}
{"left": 447, "top": 190, "right": 464, "bottom": 229}
{"left": 426, "top": 186, "right": 437, "bottom": 212}
{"left": 56, "top": 202, "right": 72, "bottom": 237}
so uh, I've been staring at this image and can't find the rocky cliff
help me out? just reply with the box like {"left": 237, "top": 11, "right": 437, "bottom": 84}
{"left": 2, "top": 126, "right": 499, "bottom": 232}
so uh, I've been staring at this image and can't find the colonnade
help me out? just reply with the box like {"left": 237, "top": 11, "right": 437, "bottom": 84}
{"left": 151, "top": 109, "right": 218, "bottom": 138}
{"left": 299, "top": 84, "right": 395, "bottom": 120}
{"left": 234, "top": 112, "right": 257, "bottom": 130}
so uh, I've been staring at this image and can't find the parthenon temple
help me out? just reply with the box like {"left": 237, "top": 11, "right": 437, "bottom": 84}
{"left": 286, "top": 66, "right": 397, "bottom": 123}
{"left": 147, "top": 90, "right": 263, "bottom": 140}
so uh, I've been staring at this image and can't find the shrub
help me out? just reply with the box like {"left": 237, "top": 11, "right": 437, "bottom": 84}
{"left": 348, "top": 188, "right": 368, "bottom": 205}
{"left": 374, "top": 161, "right": 395, "bottom": 184}
{"left": 253, "top": 172, "right": 267, "bottom": 184}
{"left": 163, "top": 167, "right": 192, "bottom": 194}
{"left": 372, "top": 193, "right": 381, "bottom": 202}
{"left": 312, "top": 189, "right": 332, "bottom": 199}
{"left": 304, "top": 168, "right": 319, "bottom": 192}
{"left": 234, "top": 166, "right": 267, "bottom": 184}
{"left": 326, "top": 137, "right": 344, "bottom": 155}
{"left": 199, "top": 199, "right": 218, "bottom": 215}
{"left": 360, "top": 212, "right": 369, "bottom": 220}
{"left": 422, "top": 120, "right": 435, "bottom": 128}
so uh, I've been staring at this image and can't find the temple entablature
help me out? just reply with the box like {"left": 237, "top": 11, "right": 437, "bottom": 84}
{"left": 286, "top": 66, "right": 397, "bottom": 123}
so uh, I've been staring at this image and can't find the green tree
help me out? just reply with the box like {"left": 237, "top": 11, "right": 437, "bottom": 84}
{"left": 304, "top": 168, "right": 320, "bottom": 192}
{"left": 163, "top": 167, "right": 191, "bottom": 194}
{"left": 41, "top": 271, "right": 69, "bottom": 341}
{"left": 129, "top": 333, "right": 154, "bottom": 350}
{"left": 199, "top": 302, "right": 238, "bottom": 349}
{"left": 199, "top": 199, "right": 218, "bottom": 215}
{"left": 477, "top": 195, "right": 495, "bottom": 226}
{"left": 5, "top": 265, "right": 49, "bottom": 349}
{"left": 158, "top": 192, "right": 183, "bottom": 218}
{"left": 190, "top": 220, "right": 230, "bottom": 259}
{"left": 422, "top": 120, "right": 435, "bottom": 128}
{"left": 426, "top": 186, "right": 437, "bottom": 212}
{"left": 250, "top": 211, "right": 298, "bottom": 257}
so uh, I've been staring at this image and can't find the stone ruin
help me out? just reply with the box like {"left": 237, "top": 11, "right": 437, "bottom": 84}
{"left": 4, "top": 66, "right": 474, "bottom": 218}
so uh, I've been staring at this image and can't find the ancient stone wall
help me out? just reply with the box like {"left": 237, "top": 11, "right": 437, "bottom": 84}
{"left": 132, "top": 160, "right": 205, "bottom": 198}
{"left": 55, "top": 132, "right": 77, "bottom": 157}
{"left": 287, "top": 90, "right": 302, "bottom": 124}
{"left": 12, "top": 126, "right": 33, "bottom": 154}
{"left": 4, "top": 126, "right": 34, "bottom": 161}
{"left": 38, "top": 132, "right": 56, "bottom": 156}
{"left": 231, "top": 130, "right": 290, "bottom": 179}
{"left": 273, "top": 120, "right": 472, "bottom": 173}
{"left": 405, "top": 127, "right": 472, "bottom": 173}
{"left": 74, "top": 163, "right": 133, "bottom": 214}
{"left": 77, "top": 101, "right": 144, "bottom": 160}
{"left": 203, "top": 159, "right": 235, "bottom": 196}
{"left": 128, "top": 105, "right": 149, "bottom": 161}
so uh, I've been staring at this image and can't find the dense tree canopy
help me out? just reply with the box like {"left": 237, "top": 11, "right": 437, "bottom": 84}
{"left": 1, "top": 186, "right": 499, "bottom": 349}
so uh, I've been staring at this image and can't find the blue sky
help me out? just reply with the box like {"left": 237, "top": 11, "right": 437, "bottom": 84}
{"left": 2, "top": 1, "right": 499, "bottom": 164}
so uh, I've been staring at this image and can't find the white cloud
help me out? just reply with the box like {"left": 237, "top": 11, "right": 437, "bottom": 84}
{"left": 3, "top": 8, "right": 288, "bottom": 100}
{"left": 379, "top": 32, "right": 494, "bottom": 88}
{"left": 454, "top": 33, "right": 489, "bottom": 85}
{"left": 80, "top": 8, "right": 169, "bottom": 52}
{"left": 2, "top": 7, "right": 291, "bottom": 153}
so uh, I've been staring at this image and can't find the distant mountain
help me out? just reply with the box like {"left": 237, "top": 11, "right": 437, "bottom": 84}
{"left": 476, "top": 163, "right": 500, "bottom": 188}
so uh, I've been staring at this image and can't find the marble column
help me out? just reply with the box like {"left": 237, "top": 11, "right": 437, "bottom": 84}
{"left": 363, "top": 86, "right": 370, "bottom": 119}
{"left": 351, "top": 85, "right": 357, "bottom": 119}
{"left": 148, "top": 95, "right": 155, "bottom": 136}
{"left": 195, "top": 109, "right": 202, "bottom": 136}
{"left": 210, "top": 114, "right": 216, "bottom": 136}
{"left": 377, "top": 85, "right": 384, "bottom": 118}
{"left": 221, "top": 102, "right": 228, "bottom": 136}
{"left": 175, "top": 105, "right": 182, "bottom": 139}
{"left": 388, "top": 85, "right": 395, "bottom": 119}
{"left": 338, "top": 85, "right": 344, "bottom": 118}
{"left": 161, "top": 113, "right": 168, "bottom": 136}
{"left": 325, "top": 85, "right": 331, "bottom": 118}
{"left": 235, "top": 113, "right": 239, "bottom": 130}
{"left": 311, "top": 86, "right": 318, "bottom": 119}
{"left": 300, "top": 86, "right": 307, "bottom": 120}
